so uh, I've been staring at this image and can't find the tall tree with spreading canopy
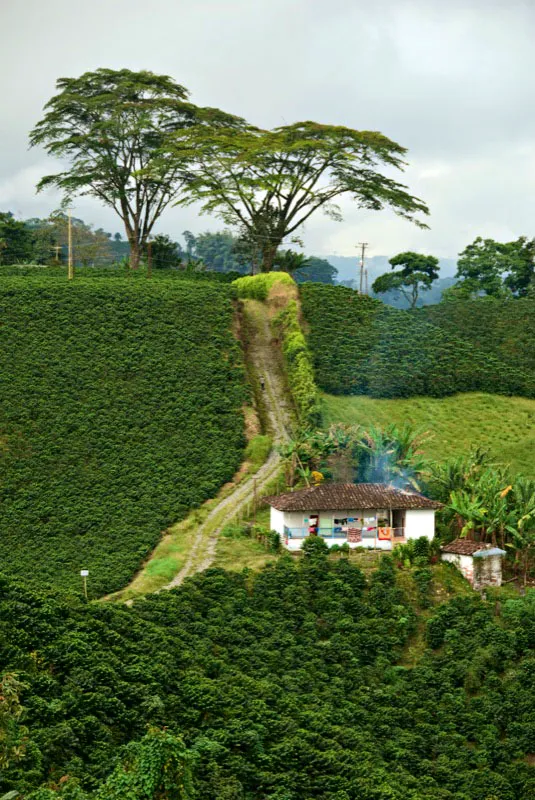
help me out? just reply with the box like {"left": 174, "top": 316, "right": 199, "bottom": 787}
{"left": 372, "top": 251, "right": 440, "bottom": 308}
{"left": 167, "top": 121, "right": 429, "bottom": 272}
{"left": 454, "top": 236, "right": 535, "bottom": 298}
{"left": 0, "top": 213, "right": 34, "bottom": 265}
{"left": 29, "top": 68, "right": 243, "bottom": 269}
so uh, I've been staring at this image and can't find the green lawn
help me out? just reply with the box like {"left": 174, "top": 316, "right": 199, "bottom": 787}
{"left": 322, "top": 392, "right": 535, "bottom": 477}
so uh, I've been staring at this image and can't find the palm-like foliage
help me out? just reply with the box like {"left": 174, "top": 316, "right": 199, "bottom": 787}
{"left": 273, "top": 249, "right": 311, "bottom": 274}
{"left": 430, "top": 449, "right": 535, "bottom": 581}
{"left": 278, "top": 423, "right": 429, "bottom": 489}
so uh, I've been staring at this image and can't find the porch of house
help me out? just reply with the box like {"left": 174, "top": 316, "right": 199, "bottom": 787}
{"left": 278, "top": 508, "right": 409, "bottom": 551}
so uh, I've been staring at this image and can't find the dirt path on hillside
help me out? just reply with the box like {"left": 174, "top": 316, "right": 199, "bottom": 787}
{"left": 162, "top": 299, "right": 294, "bottom": 589}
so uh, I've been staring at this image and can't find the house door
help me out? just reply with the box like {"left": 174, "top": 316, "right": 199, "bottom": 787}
{"left": 392, "top": 510, "right": 405, "bottom": 534}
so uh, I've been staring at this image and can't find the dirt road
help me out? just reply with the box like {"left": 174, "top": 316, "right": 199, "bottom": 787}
{"left": 162, "top": 299, "right": 293, "bottom": 589}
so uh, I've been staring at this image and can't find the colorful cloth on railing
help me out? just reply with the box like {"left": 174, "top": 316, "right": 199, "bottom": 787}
{"left": 378, "top": 527, "right": 392, "bottom": 540}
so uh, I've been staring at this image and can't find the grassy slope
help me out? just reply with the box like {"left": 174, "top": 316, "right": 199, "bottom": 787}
{"left": 322, "top": 391, "right": 535, "bottom": 477}
{"left": 0, "top": 273, "right": 246, "bottom": 595}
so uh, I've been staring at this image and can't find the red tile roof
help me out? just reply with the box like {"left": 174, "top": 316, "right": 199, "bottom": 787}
{"left": 263, "top": 483, "right": 441, "bottom": 512}
{"left": 441, "top": 538, "right": 484, "bottom": 555}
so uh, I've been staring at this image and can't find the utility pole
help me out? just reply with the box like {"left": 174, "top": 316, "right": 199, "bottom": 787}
{"left": 67, "top": 209, "right": 74, "bottom": 280}
{"left": 147, "top": 237, "right": 152, "bottom": 279}
{"left": 253, "top": 477, "right": 257, "bottom": 524}
{"left": 51, "top": 245, "right": 61, "bottom": 264}
{"left": 357, "top": 242, "right": 368, "bottom": 294}
{"left": 364, "top": 268, "right": 368, "bottom": 295}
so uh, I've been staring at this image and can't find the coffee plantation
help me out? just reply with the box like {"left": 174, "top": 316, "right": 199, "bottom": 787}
{"left": 3, "top": 552, "right": 535, "bottom": 799}
{"left": 0, "top": 273, "right": 246, "bottom": 594}
{"left": 300, "top": 283, "right": 535, "bottom": 398}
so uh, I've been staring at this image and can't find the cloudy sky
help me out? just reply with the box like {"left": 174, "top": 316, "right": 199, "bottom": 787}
{"left": 1, "top": 0, "right": 534, "bottom": 265}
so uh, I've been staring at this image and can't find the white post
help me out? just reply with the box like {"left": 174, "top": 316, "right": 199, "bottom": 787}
{"left": 80, "top": 569, "right": 89, "bottom": 600}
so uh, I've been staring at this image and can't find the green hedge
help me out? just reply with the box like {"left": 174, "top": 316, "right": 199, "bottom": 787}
{"left": 232, "top": 271, "right": 295, "bottom": 300}
{"left": 300, "top": 283, "right": 535, "bottom": 398}
{"left": 273, "top": 298, "right": 321, "bottom": 427}
{"left": 0, "top": 275, "right": 247, "bottom": 594}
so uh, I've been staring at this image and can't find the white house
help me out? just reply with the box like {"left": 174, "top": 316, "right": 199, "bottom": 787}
{"left": 264, "top": 483, "right": 441, "bottom": 552}
{"left": 441, "top": 539, "right": 506, "bottom": 588}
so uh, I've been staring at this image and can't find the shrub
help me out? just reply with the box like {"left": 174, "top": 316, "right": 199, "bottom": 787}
{"left": 273, "top": 299, "right": 321, "bottom": 427}
{"left": 413, "top": 536, "right": 431, "bottom": 562}
{"left": 302, "top": 535, "right": 330, "bottom": 558}
{"left": 414, "top": 567, "right": 433, "bottom": 608}
{"left": 232, "top": 272, "right": 295, "bottom": 301}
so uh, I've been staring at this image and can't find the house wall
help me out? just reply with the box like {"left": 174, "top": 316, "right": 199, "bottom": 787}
{"left": 405, "top": 509, "right": 435, "bottom": 541}
{"left": 441, "top": 552, "right": 504, "bottom": 588}
{"left": 473, "top": 555, "right": 503, "bottom": 588}
{"left": 441, "top": 552, "right": 475, "bottom": 583}
{"left": 270, "top": 507, "right": 285, "bottom": 535}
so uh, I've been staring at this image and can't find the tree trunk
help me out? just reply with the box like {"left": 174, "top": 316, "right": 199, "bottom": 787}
{"left": 129, "top": 238, "right": 141, "bottom": 270}
{"left": 261, "top": 242, "right": 279, "bottom": 273}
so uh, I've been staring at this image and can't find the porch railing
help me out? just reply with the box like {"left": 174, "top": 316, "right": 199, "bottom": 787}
{"left": 284, "top": 527, "right": 406, "bottom": 542}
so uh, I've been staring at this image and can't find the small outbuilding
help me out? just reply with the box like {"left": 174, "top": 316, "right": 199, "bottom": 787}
{"left": 441, "top": 538, "right": 506, "bottom": 588}
{"left": 264, "top": 482, "right": 441, "bottom": 551}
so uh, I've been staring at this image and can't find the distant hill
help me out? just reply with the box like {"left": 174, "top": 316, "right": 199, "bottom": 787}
{"left": 326, "top": 254, "right": 458, "bottom": 284}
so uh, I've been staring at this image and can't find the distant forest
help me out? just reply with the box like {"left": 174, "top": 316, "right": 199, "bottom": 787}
{"left": 0, "top": 209, "right": 463, "bottom": 304}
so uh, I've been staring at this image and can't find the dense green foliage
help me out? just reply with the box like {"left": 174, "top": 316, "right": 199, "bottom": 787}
{"left": 422, "top": 295, "right": 535, "bottom": 375}
{"left": 0, "top": 273, "right": 246, "bottom": 594}
{"left": 232, "top": 271, "right": 295, "bottom": 301}
{"left": 184, "top": 229, "right": 249, "bottom": 274}
{"left": 291, "top": 255, "right": 338, "bottom": 285}
{"left": 4, "top": 553, "right": 535, "bottom": 798}
{"left": 0, "top": 212, "right": 35, "bottom": 264}
{"left": 454, "top": 236, "right": 535, "bottom": 297}
{"left": 274, "top": 298, "right": 321, "bottom": 427}
{"left": 300, "top": 284, "right": 535, "bottom": 398}
{"left": 428, "top": 450, "right": 535, "bottom": 580}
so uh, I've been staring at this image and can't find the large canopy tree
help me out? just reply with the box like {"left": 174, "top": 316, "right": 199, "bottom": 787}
{"left": 455, "top": 236, "right": 535, "bottom": 298}
{"left": 30, "top": 68, "right": 243, "bottom": 269}
{"left": 0, "top": 212, "right": 34, "bottom": 265}
{"left": 167, "top": 121, "right": 429, "bottom": 272}
{"left": 372, "top": 251, "right": 440, "bottom": 308}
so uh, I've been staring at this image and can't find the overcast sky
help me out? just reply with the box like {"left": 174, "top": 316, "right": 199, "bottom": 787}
{"left": 1, "top": 0, "right": 534, "bottom": 262}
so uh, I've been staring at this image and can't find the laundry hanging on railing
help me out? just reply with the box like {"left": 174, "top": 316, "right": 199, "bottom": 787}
{"left": 378, "top": 527, "right": 393, "bottom": 540}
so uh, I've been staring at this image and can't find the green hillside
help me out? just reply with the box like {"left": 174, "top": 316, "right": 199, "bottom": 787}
{"left": 0, "top": 273, "right": 246, "bottom": 594}
{"left": 4, "top": 554, "right": 535, "bottom": 799}
{"left": 322, "top": 392, "right": 535, "bottom": 477}
{"left": 300, "top": 284, "right": 535, "bottom": 399}
{"left": 422, "top": 295, "right": 535, "bottom": 374}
